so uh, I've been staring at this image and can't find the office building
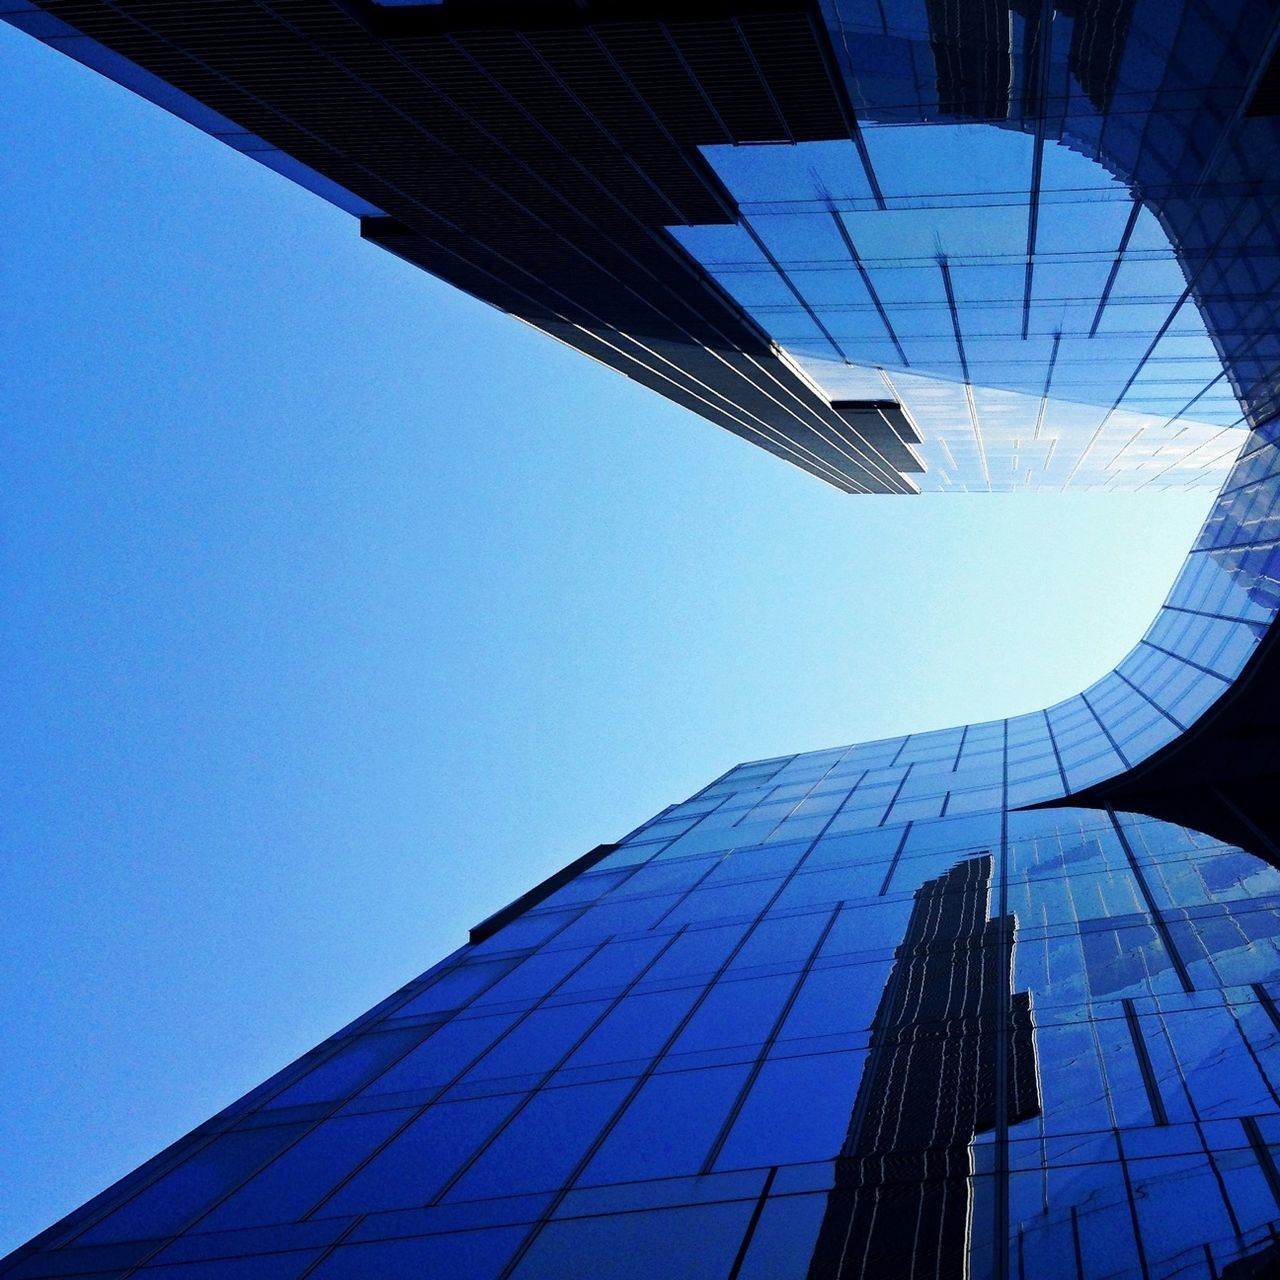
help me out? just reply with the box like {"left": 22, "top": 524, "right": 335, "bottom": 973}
{"left": 7, "top": 0, "right": 1280, "bottom": 1276}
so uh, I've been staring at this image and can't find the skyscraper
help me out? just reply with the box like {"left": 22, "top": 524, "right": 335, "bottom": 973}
{"left": 7, "top": 0, "right": 1280, "bottom": 1277}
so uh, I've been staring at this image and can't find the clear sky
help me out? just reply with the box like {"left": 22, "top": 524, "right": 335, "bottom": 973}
{"left": 0, "top": 21, "right": 1220, "bottom": 1254}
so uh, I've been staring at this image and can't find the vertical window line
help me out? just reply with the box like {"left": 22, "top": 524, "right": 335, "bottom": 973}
{"left": 877, "top": 821, "right": 915, "bottom": 897}
{"left": 1069, "top": 1206, "right": 1086, "bottom": 1280}
{"left": 1077, "top": 687, "right": 1133, "bottom": 770}
{"left": 1113, "top": 1128, "right": 1153, "bottom": 1280}
{"left": 1243, "top": 1115, "right": 1280, "bottom": 1213}
{"left": 1251, "top": 981, "right": 1280, "bottom": 1036}
{"left": 937, "top": 254, "right": 970, "bottom": 382}
{"left": 726, "top": 1165, "right": 779, "bottom": 1280}
{"left": 1089, "top": 197, "right": 1143, "bottom": 337}
{"left": 851, "top": 122, "right": 888, "bottom": 211}
{"left": 301, "top": 952, "right": 622, "bottom": 1217}
{"left": 1194, "top": 1116, "right": 1245, "bottom": 1240}
{"left": 646, "top": 855, "right": 733, "bottom": 931}
{"left": 1032, "top": 329, "right": 1062, "bottom": 441}
{"left": 737, "top": 215, "right": 848, "bottom": 363}
{"left": 1040, "top": 708, "right": 1070, "bottom": 793}
{"left": 422, "top": 924, "right": 690, "bottom": 1213}
{"left": 699, "top": 902, "right": 844, "bottom": 1173}
{"left": 1106, "top": 809, "right": 1195, "bottom": 994}
{"left": 1121, "top": 998, "right": 1169, "bottom": 1126}
{"left": 729, "top": 16, "right": 794, "bottom": 144}
{"left": 1023, "top": 129, "right": 1045, "bottom": 340}
{"left": 878, "top": 763, "right": 916, "bottom": 828}
{"left": 1110, "top": 666, "right": 1188, "bottom": 732}
{"left": 293, "top": 1215, "right": 366, "bottom": 1280}
{"left": 824, "top": 201, "right": 906, "bottom": 361}
{"left": 496, "top": 863, "right": 840, "bottom": 1278}
{"left": 991, "top": 718, "right": 1012, "bottom": 1280}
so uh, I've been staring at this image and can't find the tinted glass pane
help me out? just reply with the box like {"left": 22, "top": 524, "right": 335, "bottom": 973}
{"left": 444, "top": 1080, "right": 633, "bottom": 1203}
{"left": 77, "top": 1125, "right": 311, "bottom": 1244}
{"left": 511, "top": 1201, "right": 755, "bottom": 1280}
{"left": 578, "top": 1065, "right": 752, "bottom": 1185}
{"left": 321, "top": 1095, "right": 519, "bottom": 1216}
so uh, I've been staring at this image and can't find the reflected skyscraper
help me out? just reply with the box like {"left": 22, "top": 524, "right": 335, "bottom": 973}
{"left": 807, "top": 854, "right": 1039, "bottom": 1278}
{"left": 8, "top": 0, "right": 1280, "bottom": 1276}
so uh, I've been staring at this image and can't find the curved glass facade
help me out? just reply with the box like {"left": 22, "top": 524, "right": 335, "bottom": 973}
{"left": 8, "top": 0, "right": 1280, "bottom": 1276}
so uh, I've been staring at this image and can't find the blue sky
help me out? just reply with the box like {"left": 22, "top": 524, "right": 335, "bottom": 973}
{"left": 0, "top": 21, "right": 1220, "bottom": 1253}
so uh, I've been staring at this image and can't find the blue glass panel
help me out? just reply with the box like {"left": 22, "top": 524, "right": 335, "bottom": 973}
{"left": 470, "top": 909, "right": 579, "bottom": 954}
{"left": 734, "top": 1192, "right": 830, "bottom": 1279}
{"left": 444, "top": 1079, "right": 633, "bottom": 1203}
{"left": 715, "top": 1051, "right": 866, "bottom": 1171}
{"left": 726, "top": 911, "right": 830, "bottom": 973}
{"left": 781, "top": 963, "right": 891, "bottom": 1043}
{"left": 552, "top": 936, "right": 669, "bottom": 996}
{"left": 697, "top": 141, "right": 873, "bottom": 206}
{"left": 578, "top": 1065, "right": 752, "bottom": 1185}
{"left": 146, "top": 1221, "right": 345, "bottom": 1266}
{"left": 265, "top": 1026, "right": 431, "bottom": 1109}
{"left": 614, "top": 858, "right": 719, "bottom": 898}
{"left": 391, "top": 958, "right": 519, "bottom": 1018}
{"left": 138, "top": 1254, "right": 320, "bottom": 1279}
{"left": 663, "top": 877, "right": 785, "bottom": 928}
{"left": 1130, "top": 1154, "right": 1237, "bottom": 1270}
{"left": 361, "top": 1013, "right": 519, "bottom": 1095}
{"left": 308, "top": 1228, "right": 527, "bottom": 1280}
{"left": 457, "top": 1000, "right": 611, "bottom": 1085}
{"left": 320, "top": 1094, "right": 520, "bottom": 1216}
{"left": 669, "top": 975, "right": 796, "bottom": 1056}
{"left": 562, "top": 988, "right": 701, "bottom": 1071}
{"left": 76, "top": 1125, "right": 312, "bottom": 1244}
{"left": 636, "top": 925, "right": 745, "bottom": 985}
{"left": 3, "top": 1239, "right": 157, "bottom": 1277}
{"left": 511, "top": 1201, "right": 755, "bottom": 1280}
{"left": 198, "top": 1111, "right": 410, "bottom": 1231}
{"left": 473, "top": 946, "right": 598, "bottom": 1006}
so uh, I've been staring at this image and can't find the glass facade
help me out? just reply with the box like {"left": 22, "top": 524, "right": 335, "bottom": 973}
{"left": 12, "top": 0, "right": 1280, "bottom": 493}
{"left": 673, "top": 127, "right": 1246, "bottom": 490}
{"left": 13, "top": 754, "right": 1280, "bottom": 1275}
{"left": 6, "top": 420, "right": 1280, "bottom": 1276}
{"left": 9, "top": 0, "right": 1280, "bottom": 1276}
{"left": 663, "top": 0, "right": 1275, "bottom": 490}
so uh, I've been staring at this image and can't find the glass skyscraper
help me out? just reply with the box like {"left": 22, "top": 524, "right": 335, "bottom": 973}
{"left": 7, "top": 0, "right": 1280, "bottom": 1275}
